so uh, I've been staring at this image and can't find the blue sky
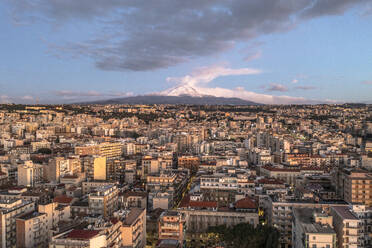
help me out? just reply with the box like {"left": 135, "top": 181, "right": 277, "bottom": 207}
{"left": 1, "top": 0, "right": 372, "bottom": 104}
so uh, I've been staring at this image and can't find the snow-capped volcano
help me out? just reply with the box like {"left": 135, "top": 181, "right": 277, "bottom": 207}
{"left": 159, "top": 84, "right": 205, "bottom": 97}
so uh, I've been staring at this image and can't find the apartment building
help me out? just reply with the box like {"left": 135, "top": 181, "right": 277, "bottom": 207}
{"left": 75, "top": 142, "right": 122, "bottom": 159}
{"left": 119, "top": 191, "right": 147, "bottom": 209}
{"left": 38, "top": 201, "right": 71, "bottom": 230}
{"left": 16, "top": 212, "right": 49, "bottom": 248}
{"left": 47, "top": 157, "right": 80, "bottom": 183}
{"left": 121, "top": 208, "right": 146, "bottom": 248}
{"left": 285, "top": 153, "right": 311, "bottom": 166}
{"left": 268, "top": 198, "right": 348, "bottom": 248}
{"left": 178, "top": 156, "right": 199, "bottom": 171}
{"left": 341, "top": 169, "right": 372, "bottom": 207}
{"left": 200, "top": 174, "right": 238, "bottom": 204}
{"left": 49, "top": 229, "right": 106, "bottom": 248}
{"left": 17, "top": 161, "right": 43, "bottom": 187}
{"left": 0, "top": 199, "right": 35, "bottom": 248}
{"left": 89, "top": 185, "right": 119, "bottom": 218}
{"left": 98, "top": 142, "right": 123, "bottom": 159}
{"left": 348, "top": 204, "right": 372, "bottom": 247}
{"left": 330, "top": 206, "right": 363, "bottom": 248}
{"left": 158, "top": 211, "right": 186, "bottom": 243}
{"left": 260, "top": 166, "right": 301, "bottom": 185}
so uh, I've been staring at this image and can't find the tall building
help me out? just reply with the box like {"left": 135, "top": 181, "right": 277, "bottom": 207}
{"left": 93, "top": 156, "right": 107, "bottom": 181}
{"left": 16, "top": 212, "right": 49, "bottom": 248}
{"left": 81, "top": 156, "right": 107, "bottom": 181}
{"left": 17, "top": 161, "right": 43, "bottom": 187}
{"left": 330, "top": 205, "right": 363, "bottom": 248}
{"left": 0, "top": 199, "right": 35, "bottom": 248}
{"left": 46, "top": 157, "right": 72, "bottom": 182}
{"left": 121, "top": 208, "right": 146, "bottom": 248}
{"left": 341, "top": 169, "right": 372, "bottom": 207}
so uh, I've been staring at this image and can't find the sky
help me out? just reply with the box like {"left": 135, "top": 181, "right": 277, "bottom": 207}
{"left": 1, "top": 0, "right": 372, "bottom": 104}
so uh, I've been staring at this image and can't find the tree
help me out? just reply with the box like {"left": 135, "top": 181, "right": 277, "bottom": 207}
{"left": 37, "top": 148, "right": 52, "bottom": 154}
{"left": 206, "top": 223, "right": 279, "bottom": 248}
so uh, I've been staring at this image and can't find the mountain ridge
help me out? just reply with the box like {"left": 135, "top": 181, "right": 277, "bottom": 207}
{"left": 81, "top": 94, "right": 260, "bottom": 105}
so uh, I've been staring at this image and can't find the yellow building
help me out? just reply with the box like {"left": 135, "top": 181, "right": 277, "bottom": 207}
{"left": 93, "top": 156, "right": 107, "bottom": 181}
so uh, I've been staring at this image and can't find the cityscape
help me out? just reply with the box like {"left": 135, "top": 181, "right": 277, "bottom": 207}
{"left": 1, "top": 1, "right": 372, "bottom": 248}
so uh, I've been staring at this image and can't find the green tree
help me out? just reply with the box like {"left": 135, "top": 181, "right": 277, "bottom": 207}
{"left": 206, "top": 223, "right": 279, "bottom": 248}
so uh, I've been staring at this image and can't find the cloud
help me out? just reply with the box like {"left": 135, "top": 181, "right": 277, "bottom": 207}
{"left": 54, "top": 90, "right": 133, "bottom": 99}
{"left": 301, "top": 0, "right": 371, "bottom": 19}
{"left": 0, "top": 95, "right": 11, "bottom": 104}
{"left": 294, "top": 85, "right": 317, "bottom": 90}
{"left": 166, "top": 65, "right": 261, "bottom": 87}
{"left": 362, "top": 81, "right": 372, "bottom": 85}
{"left": 161, "top": 65, "right": 333, "bottom": 104}
{"left": 244, "top": 50, "right": 262, "bottom": 62}
{"left": 7, "top": 0, "right": 370, "bottom": 71}
{"left": 264, "top": 83, "right": 289, "bottom": 92}
{"left": 291, "top": 79, "right": 299, "bottom": 84}
{"left": 0, "top": 95, "right": 36, "bottom": 104}
{"left": 55, "top": 90, "right": 102, "bottom": 97}
{"left": 21, "top": 95, "right": 34, "bottom": 101}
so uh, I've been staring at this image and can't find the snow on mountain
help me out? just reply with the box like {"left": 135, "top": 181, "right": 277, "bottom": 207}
{"left": 159, "top": 84, "right": 205, "bottom": 97}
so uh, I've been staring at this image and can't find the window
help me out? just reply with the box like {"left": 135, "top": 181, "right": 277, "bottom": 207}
{"left": 312, "top": 245, "right": 316, "bottom": 248}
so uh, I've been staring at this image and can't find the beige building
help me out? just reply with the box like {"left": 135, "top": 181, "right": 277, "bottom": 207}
{"left": 0, "top": 199, "right": 35, "bottom": 248}
{"left": 46, "top": 157, "right": 80, "bottom": 182}
{"left": 38, "top": 201, "right": 71, "bottom": 231}
{"left": 16, "top": 212, "right": 49, "bottom": 248}
{"left": 121, "top": 208, "right": 146, "bottom": 248}
{"left": 82, "top": 181, "right": 116, "bottom": 194}
{"left": 17, "top": 161, "right": 43, "bottom": 187}
{"left": 268, "top": 198, "right": 348, "bottom": 248}
{"left": 330, "top": 206, "right": 363, "bottom": 248}
{"left": 93, "top": 156, "right": 107, "bottom": 181}
{"left": 98, "top": 142, "right": 123, "bottom": 159}
{"left": 49, "top": 229, "right": 107, "bottom": 248}
{"left": 260, "top": 166, "right": 301, "bottom": 185}
{"left": 342, "top": 169, "right": 372, "bottom": 207}
{"left": 75, "top": 142, "right": 122, "bottom": 159}
{"left": 89, "top": 185, "right": 119, "bottom": 218}
{"left": 292, "top": 208, "right": 336, "bottom": 248}
{"left": 75, "top": 145, "right": 100, "bottom": 156}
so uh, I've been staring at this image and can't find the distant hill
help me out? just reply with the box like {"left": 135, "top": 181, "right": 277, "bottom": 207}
{"left": 83, "top": 95, "right": 260, "bottom": 105}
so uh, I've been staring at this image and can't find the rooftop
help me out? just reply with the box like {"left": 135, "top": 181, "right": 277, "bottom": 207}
{"left": 17, "top": 211, "right": 45, "bottom": 220}
{"left": 66, "top": 229, "right": 100, "bottom": 240}
{"left": 123, "top": 208, "right": 144, "bottom": 226}
{"left": 332, "top": 206, "right": 358, "bottom": 220}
